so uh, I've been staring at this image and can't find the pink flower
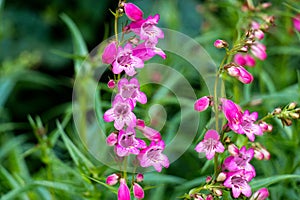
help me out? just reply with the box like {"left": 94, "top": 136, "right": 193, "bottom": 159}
{"left": 118, "top": 78, "right": 147, "bottom": 105}
{"left": 223, "top": 170, "right": 253, "bottom": 198}
{"left": 106, "top": 173, "right": 119, "bottom": 186}
{"left": 133, "top": 183, "right": 144, "bottom": 199}
{"left": 132, "top": 42, "right": 166, "bottom": 61}
{"left": 195, "top": 130, "right": 225, "bottom": 160}
{"left": 223, "top": 145, "right": 256, "bottom": 177}
{"left": 293, "top": 14, "right": 300, "bottom": 32}
{"left": 136, "top": 173, "right": 144, "bottom": 182}
{"left": 124, "top": 3, "right": 143, "bottom": 21}
{"left": 115, "top": 128, "right": 147, "bottom": 157}
{"left": 240, "top": 110, "right": 263, "bottom": 141}
{"left": 129, "top": 14, "right": 164, "bottom": 45}
{"left": 136, "top": 119, "right": 162, "bottom": 142}
{"left": 103, "top": 95, "right": 136, "bottom": 130}
{"left": 250, "top": 188, "right": 269, "bottom": 200}
{"left": 118, "top": 178, "right": 131, "bottom": 200}
{"left": 251, "top": 43, "right": 267, "bottom": 60}
{"left": 234, "top": 54, "right": 246, "bottom": 66}
{"left": 106, "top": 132, "right": 118, "bottom": 146}
{"left": 137, "top": 140, "right": 169, "bottom": 172}
{"left": 213, "top": 39, "right": 228, "bottom": 48}
{"left": 194, "top": 96, "right": 211, "bottom": 112}
{"left": 102, "top": 41, "right": 118, "bottom": 64}
{"left": 114, "top": 43, "right": 144, "bottom": 76}
{"left": 258, "top": 121, "right": 273, "bottom": 132}
{"left": 226, "top": 65, "right": 254, "bottom": 84}
{"left": 244, "top": 54, "right": 256, "bottom": 67}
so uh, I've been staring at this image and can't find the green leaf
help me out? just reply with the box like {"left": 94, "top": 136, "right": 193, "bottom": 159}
{"left": 143, "top": 173, "right": 186, "bottom": 184}
{"left": 250, "top": 174, "right": 300, "bottom": 190}
{"left": 60, "top": 13, "right": 88, "bottom": 74}
{"left": 0, "top": 78, "right": 15, "bottom": 106}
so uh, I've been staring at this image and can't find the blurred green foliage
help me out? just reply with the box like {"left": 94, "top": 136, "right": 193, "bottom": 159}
{"left": 0, "top": 0, "right": 300, "bottom": 199}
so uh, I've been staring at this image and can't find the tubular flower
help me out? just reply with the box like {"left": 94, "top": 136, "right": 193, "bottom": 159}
{"left": 137, "top": 140, "right": 169, "bottom": 172}
{"left": 194, "top": 96, "right": 211, "bottom": 112}
{"left": 223, "top": 170, "right": 253, "bottom": 198}
{"left": 195, "top": 130, "right": 225, "bottom": 160}
{"left": 124, "top": 3, "right": 143, "bottom": 21}
{"left": 103, "top": 95, "right": 136, "bottom": 130}
{"left": 250, "top": 188, "right": 269, "bottom": 200}
{"left": 136, "top": 119, "right": 162, "bottom": 142}
{"left": 118, "top": 78, "right": 147, "bottom": 105}
{"left": 293, "top": 14, "right": 300, "bottom": 32}
{"left": 115, "top": 128, "right": 147, "bottom": 157}
{"left": 133, "top": 183, "right": 145, "bottom": 199}
{"left": 106, "top": 173, "right": 119, "bottom": 186}
{"left": 223, "top": 145, "right": 256, "bottom": 177}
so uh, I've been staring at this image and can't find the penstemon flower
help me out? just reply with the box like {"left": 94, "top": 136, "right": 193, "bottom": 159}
{"left": 293, "top": 14, "right": 300, "bottom": 32}
{"left": 250, "top": 188, "right": 269, "bottom": 200}
{"left": 118, "top": 78, "right": 147, "bottom": 105}
{"left": 118, "top": 178, "right": 131, "bottom": 200}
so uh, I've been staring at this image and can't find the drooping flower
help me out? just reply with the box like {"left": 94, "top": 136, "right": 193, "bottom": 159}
{"left": 250, "top": 188, "right": 269, "bottom": 200}
{"left": 106, "top": 173, "right": 119, "bottom": 186}
{"left": 115, "top": 128, "right": 147, "bottom": 157}
{"left": 118, "top": 78, "right": 147, "bottom": 105}
{"left": 137, "top": 140, "right": 169, "bottom": 172}
{"left": 293, "top": 14, "right": 300, "bottom": 32}
{"left": 251, "top": 43, "right": 267, "bottom": 60}
{"left": 223, "top": 145, "right": 256, "bottom": 177}
{"left": 194, "top": 96, "right": 211, "bottom": 112}
{"left": 223, "top": 170, "right": 253, "bottom": 198}
{"left": 118, "top": 178, "right": 131, "bottom": 200}
{"left": 136, "top": 119, "right": 162, "bottom": 142}
{"left": 112, "top": 43, "right": 144, "bottom": 76}
{"left": 103, "top": 95, "right": 136, "bottom": 130}
{"left": 195, "top": 129, "right": 225, "bottom": 160}
{"left": 124, "top": 3, "right": 143, "bottom": 21}
{"left": 133, "top": 183, "right": 145, "bottom": 199}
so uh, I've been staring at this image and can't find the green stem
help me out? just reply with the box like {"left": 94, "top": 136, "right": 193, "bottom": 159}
{"left": 114, "top": 11, "right": 119, "bottom": 42}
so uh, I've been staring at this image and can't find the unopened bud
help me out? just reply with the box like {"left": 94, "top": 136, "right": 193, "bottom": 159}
{"left": 206, "top": 194, "right": 213, "bottom": 200}
{"left": 288, "top": 102, "right": 297, "bottom": 110}
{"left": 214, "top": 39, "right": 228, "bottom": 48}
{"left": 289, "top": 112, "right": 299, "bottom": 119}
{"left": 205, "top": 176, "right": 212, "bottom": 183}
{"left": 239, "top": 46, "right": 249, "bottom": 52}
{"left": 107, "top": 79, "right": 116, "bottom": 89}
{"left": 136, "top": 173, "right": 144, "bottom": 182}
{"left": 281, "top": 118, "right": 292, "bottom": 126}
{"left": 216, "top": 172, "right": 227, "bottom": 182}
{"left": 213, "top": 189, "right": 223, "bottom": 196}
{"left": 261, "top": 2, "right": 272, "bottom": 9}
{"left": 273, "top": 108, "right": 282, "bottom": 114}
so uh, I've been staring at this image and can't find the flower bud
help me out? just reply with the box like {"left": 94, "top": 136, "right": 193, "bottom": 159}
{"left": 234, "top": 54, "right": 246, "bottom": 66}
{"left": 213, "top": 189, "right": 223, "bottom": 196}
{"left": 214, "top": 39, "right": 228, "bottom": 48}
{"left": 133, "top": 183, "right": 145, "bottom": 199}
{"left": 206, "top": 194, "right": 213, "bottom": 200}
{"left": 124, "top": 3, "right": 143, "bottom": 21}
{"left": 136, "top": 173, "right": 144, "bottom": 182}
{"left": 118, "top": 178, "right": 130, "bottom": 200}
{"left": 107, "top": 79, "right": 116, "bottom": 89}
{"left": 106, "top": 173, "right": 119, "bottom": 186}
{"left": 106, "top": 132, "right": 118, "bottom": 146}
{"left": 205, "top": 176, "right": 212, "bottom": 183}
{"left": 281, "top": 118, "right": 292, "bottom": 126}
{"left": 288, "top": 102, "right": 297, "bottom": 110}
{"left": 273, "top": 107, "right": 282, "bottom": 114}
{"left": 194, "top": 96, "right": 211, "bottom": 112}
{"left": 216, "top": 172, "right": 227, "bottom": 182}
{"left": 250, "top": 188, "right": 269, "bottom": 200}
{"left": 293, "top": 14, "right": 300, "bottom": 32}
{"left": 289, "top": 112, "right": 299, "bottom": 119}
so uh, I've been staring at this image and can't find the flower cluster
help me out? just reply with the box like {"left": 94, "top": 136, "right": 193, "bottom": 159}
{"left": 102, "top": 1, "right": 168, "bottom": 199}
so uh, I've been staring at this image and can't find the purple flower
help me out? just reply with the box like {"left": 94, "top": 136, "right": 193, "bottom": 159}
{"left": 113, "top": 43, "right": 144, "bottom": 76}
{"left": 132, "top": 42, "right": 166, "bottom": 61}
{"left": 129, "top": 14, "right": 164, "bottom": 45}
{"left": 194, "top": 130, "right": 225, "bottom": 160}
{"left": 118, "top": 178, "right": 131, "bottom": 200}
{"left": 103, "top": 95, "right": 136, "bottom": 130}
{"left": 137, "top": 140, "right": 169, "bottom": 172}
{"left": 133, "top": 183, "right": 145, "bottom": 199}
{"left": 223, "top": 145, "right": 256, "bottom": 177}
{"left": 251, "top": 43, "right": 267, "bottom": 60}
{"left": 194, "top": 96, "right": 211, "bottom": 112}
{"left": 223, "top": 170, "right": 253, "bottom": 198}
{"left": 124, "top": 3, "right": 143, "bottom": 21}
{"left": 118, "top": 78, "right": 147, "bottom": 105}
{"left": 250, "top": 188, "right": 269, "bottom": 200}
{"left": 240, "top": 110, "right": 263, "bottom": 141}
{"left": 106, "top": 132, "right": 118, "bottom": 146}
{"left": 115, "top": 128, "right": 147, "bottom": 157}
{"left": 234, "top": 54, "right": 247, "bottom": 66}
{"left": 227, "top": 65, "right": 254, "bottom": 84}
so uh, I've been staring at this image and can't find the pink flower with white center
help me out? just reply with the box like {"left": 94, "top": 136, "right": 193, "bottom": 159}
{"left": 221, "top": 99, "right": 244, "bottom": 133}
{"left": 223, "top": 170, "right": 253, "bottom": 198}
{"left": 102, "top": 41, "right": 118, "bottom": 64}
{"left": 118, "top": 178, "right": 130, "bottom": 200}
{"left": 251, "top": 43, "right": 267, "bottom": 60}
{"left": 133, "top": 183, "right": 144, "bottom": 199}
{"left": 223, "top": 145, "right": 256, "bottom": 177}
{"left": 124, "top": 3, "right": 143, "bottom": 21}
{"left": 194, "top": 96, "right": 211, "bottom": 112}
{"left": 129, "top": 14, "right": 164, "bottom": 45}
{"left": 113, "top": 43, "right": 144, "bottom": 76}
{"left": 240, "top": 110, "right": 263, "bottom": 141}
{"left": 106, "top": 132, "right": 118, "bottom": 146}
{"left": 132, "top": 42, "right": 166, "bottom": 61}
{"left": 194, "top": 130, "right": 225, "bottom": 160}
{"left": 137, "top": 140, "right": 169, "bottom": 172}
{"left": 103, "top": 95, "right": 136, "bottom": 130}
{"left": 115, "top": 128, "right": 147, "bottom": 157}
{"left": 293, "top": 14, "right": 300, "bottom": 32}
{"left": 118, "top": 78, "right": 147, "bottom": 105}
{"left": 136, "top": 119, "right": 162, "bottom": 142}
{"left": 250, "top": 188, "right": 269, "bottom": 200}
{"left": 106, "top": 173, "right": 119, "bottom": 186}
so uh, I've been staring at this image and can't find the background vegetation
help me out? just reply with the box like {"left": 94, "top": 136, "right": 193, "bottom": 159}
{"left": 0, "top": 0, "right": 300, "bottom": 199}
